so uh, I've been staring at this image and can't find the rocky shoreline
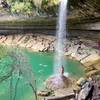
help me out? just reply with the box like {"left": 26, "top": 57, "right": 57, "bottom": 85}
{"left": 0, "top": 33, "right": 100, "bottom": 100}
{"left": 0, "top": 34, "right": 55, "bottom": 51}
{"left": 0, "top": 34, "right": 100, "bottom": 69}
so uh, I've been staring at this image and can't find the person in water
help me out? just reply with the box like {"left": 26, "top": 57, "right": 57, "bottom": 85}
{"left": 61, "top": 65, "right": 64, "bottom": 75}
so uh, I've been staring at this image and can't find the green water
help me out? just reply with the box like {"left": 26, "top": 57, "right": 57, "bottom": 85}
{"left": 0, "top": 51, "right": 84, "bottom": 100}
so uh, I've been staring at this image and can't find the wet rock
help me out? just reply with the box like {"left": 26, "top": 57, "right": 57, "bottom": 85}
{"left": 78, "top": 81, "right": 92, "bottom": 100}
{"left": 45, "top": 75, "right": 72, "bottom": 91}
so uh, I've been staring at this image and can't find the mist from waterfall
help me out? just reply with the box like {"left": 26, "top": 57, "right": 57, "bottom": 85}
{"left": 54, "top": 0, "right": 68, "bottom": 74}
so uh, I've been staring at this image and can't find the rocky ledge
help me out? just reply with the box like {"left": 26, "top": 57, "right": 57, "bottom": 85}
{"left": 0, "top": 33, "right": 99, "bottom": 69}
{"left": 0, "top": 34, "right": 55, "bottom": 52}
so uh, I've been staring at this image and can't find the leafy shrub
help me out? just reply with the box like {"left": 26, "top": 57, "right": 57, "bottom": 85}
{"left": 41, "top": 0, "right": 60, "bottom": 16}
{"left": 11, "top": 1, "right": 32, "bottom": 15}
{"left": 7, "top": 0, "right": 60, "bottom": 16}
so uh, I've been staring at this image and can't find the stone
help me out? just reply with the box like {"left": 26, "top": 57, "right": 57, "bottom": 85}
{"left": 77, "top": 77, "right": 86, "bottom": 86}
{"left": 84, "top": 66, "right": 96, "bottom": 73}
{"left": 54, "top": 88, "right": 74, "bottom": 97}
{"left": 80, "top": 54, "right": 100, "bottom": 67}
{"left": 25, "top": 38, "right": 34, "bottom": 47}
{"left": 0, "top": 36, "right": 7, "bottom": 43}
{"left": 94, "top": 62, "right": 100, "bottom": 70}
{"left": 4, "top": 35, "right": 13, "bottom": 45}
{"left": 45, "top": 75, "right": 73, "bottom": 91}
{"left": 78, "top": 81, "right": 92, "bottom": 100}
{"left": 37, "top": 90, "right": 51, "bottom": 96}
{"left": 73, "top": 85, "right": 81, "bottom": 92}
{"left": 92, "top": 75, "right": 100, "bottom": 100}
{"left": 86, "top": 70, "right": 100, "bottom": 77}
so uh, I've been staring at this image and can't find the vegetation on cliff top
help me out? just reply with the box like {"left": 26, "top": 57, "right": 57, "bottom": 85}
{"left": 0, "top": 0, "right": 59, "bottom": 16}
{"left": 0, "top": 0, "right": 100, "bottom": 17}
{"left": 0, "top": 0, "right": 100, "bottom": 26}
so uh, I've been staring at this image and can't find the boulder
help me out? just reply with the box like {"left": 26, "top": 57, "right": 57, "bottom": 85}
{"left": 45, "top": 75, "right": 73, "bottom": 91}
{"left": 86, "top": 70, "right": 100, "bottom": 77}
{"left": 77, "top": 77, "right": 86, "bottom": 86}
{"left": 84, "top": 66, "right": 96, "bottom": 73}
{"left": 54, "top": 88, "right": 74, "bottom": 97}
{"left": 80, "top": 54, "right": 100, "bottom": 67}
{"left": 37, "top": 90, "right": 51, "bottom": 96}
{"left": 78, "top": 81, "right": 92, "bottom": 100}
{"left": 94, "top": 63, "right": 100, "bottom": 70}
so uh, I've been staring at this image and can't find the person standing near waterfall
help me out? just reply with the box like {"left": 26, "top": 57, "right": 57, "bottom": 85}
{"left": 60, "top": 65, "right": 64, "bottom": 76}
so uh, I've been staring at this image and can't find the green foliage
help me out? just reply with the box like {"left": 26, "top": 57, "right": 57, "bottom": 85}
{"left": 6, "top": 0, "right": 60, "bottom": 16}
{"left": 41, "top": 0, "right": 60, "bottom": 16}
{"left": 11, "top": 2, "right": 33, "bottom": 15}
{"left": 1, "top": 0, "right": 100, "bottom": 17}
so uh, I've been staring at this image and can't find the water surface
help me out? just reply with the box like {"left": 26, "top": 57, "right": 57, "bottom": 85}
{"left": 0, "top": 51, "right": 84, "bottom": 100}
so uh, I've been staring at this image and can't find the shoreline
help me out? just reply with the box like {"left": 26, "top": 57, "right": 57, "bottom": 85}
{"left": 0, "top": 33, "right": 100, "bottom": 73}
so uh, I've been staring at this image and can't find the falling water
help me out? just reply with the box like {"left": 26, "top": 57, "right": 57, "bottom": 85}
{"left": 54, "top": 0, "right": 68, "bottom": 74}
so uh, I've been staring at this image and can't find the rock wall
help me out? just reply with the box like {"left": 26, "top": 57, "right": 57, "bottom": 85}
{"left": 69, "top": 30, "right": 100, "bottom": 41}
{"left": 0, "top": 34, "right": 55, "bottom": 52}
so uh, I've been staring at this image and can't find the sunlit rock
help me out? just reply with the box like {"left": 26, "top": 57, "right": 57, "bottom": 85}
{"left": 77, "top": 77, "right": 86, "bottom": 86}
{"left": 80, "top": 54, "right": 100, "bottom": 67}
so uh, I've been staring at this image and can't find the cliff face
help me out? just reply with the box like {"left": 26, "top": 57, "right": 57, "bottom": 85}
{"left": 0, "top": 0, "right": 100, "bottom": 38}
{"left": 33, "top": 0, "right": 100, "bottom": 18}
{"left": 68, "top": 0, "right": 100, "bottom": 18}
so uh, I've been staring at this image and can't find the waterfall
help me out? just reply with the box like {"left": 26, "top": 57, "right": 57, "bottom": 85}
{"left": 54, "top": 0, "right": 68, "bottom": 75}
